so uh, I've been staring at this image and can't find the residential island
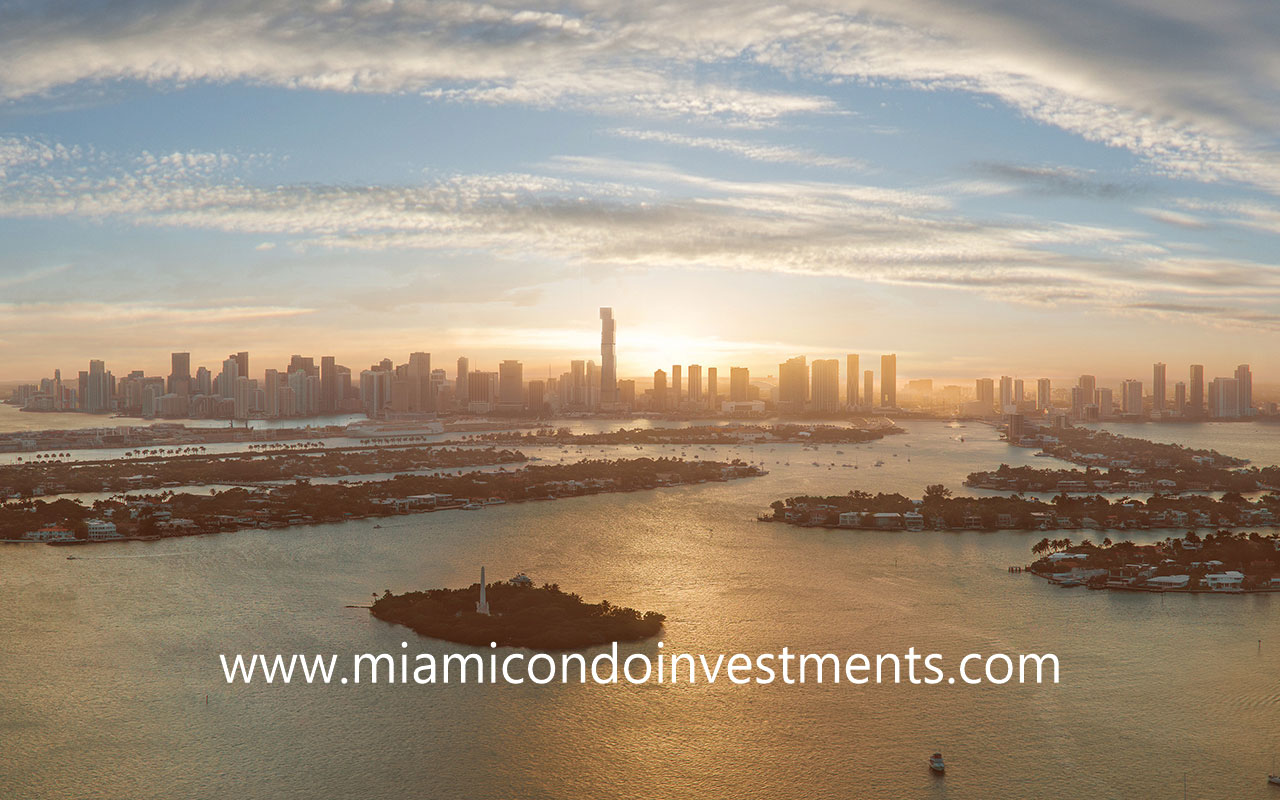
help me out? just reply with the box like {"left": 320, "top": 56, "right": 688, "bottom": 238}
{"left": 1027, "top": 532, "right": 1280, "bottom": 593}
{"left": 372, "top": 576, "right": 665, "bottom": 649}
{"left": 3, "top": 457, "right": 764, "bottom": 545}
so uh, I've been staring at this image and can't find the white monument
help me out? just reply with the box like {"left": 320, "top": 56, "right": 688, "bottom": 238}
{"left": 475, "top": 566, "right": 490, "bottom": 615}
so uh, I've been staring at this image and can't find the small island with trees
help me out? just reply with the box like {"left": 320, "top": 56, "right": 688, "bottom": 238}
{"left": 371, "top": 577, "right": 665, "bottom": 649}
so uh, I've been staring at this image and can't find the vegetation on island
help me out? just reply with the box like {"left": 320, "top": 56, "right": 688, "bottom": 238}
{"left": 1027, "top": 530, "right": 1280, "bottom": 591}
{"left": 1023, "top": 426, "right": 1248, "bottom": 469}
{"left": 0, "top": 445, "right": 528, "bottom": 497}
{"left": 371, "top": 581, "right": 665, "bottom": 649}
{"left": 2, "top": 457, "right": 764, "bottom": 542}
{"left": 460, "top": 422, "right": 901, "bottom": 446}
{"left": 768, "top": 483, "right": 1280, "bottom": 531}
{"left": 965, "top": 462, "right": 1264, "bottom": 494}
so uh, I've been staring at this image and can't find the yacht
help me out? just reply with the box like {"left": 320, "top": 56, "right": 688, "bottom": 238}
{"left": 929, "top": 753, "right": 945, "bottom": 774}
{"left": 461, "top": 502, "right": 483, "bottom": 510}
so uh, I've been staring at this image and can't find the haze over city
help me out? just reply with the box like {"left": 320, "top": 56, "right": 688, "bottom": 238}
{"left": 3, "top": 1, "right": 1280, "bottom": 380}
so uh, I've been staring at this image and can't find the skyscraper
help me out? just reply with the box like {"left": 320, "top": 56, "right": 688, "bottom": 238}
{"left": 863, "top": 370, "right": 874, "bottom": 410}
{"left": 1152, "top": 362, "right": 1166, "bottom": 414}
{"left": 599, "top": 308, "right": 617, "bottom": 405}
{"left": 1036, "top": 378, "right": 1051, "bottom": 413}
{"left": 1235, "top": 364, "right": 1253, "bottom": 414}
{"left": 706, "top": 367, "right": 717, "bottom": 409}
{"left": 1189, "top": 364, "right": 1204, "bottom": 417}
{"left": 1209, "top": 377, "right": 1241, "bottom": 418}
{"left": 456, "top": 357, "right": 470, "bottom": 406}
{"left": 998, "top": 376, "right": 1014, "bottom": 411}
{"left": 1121, "top": 379, "right": 1143, "bottom": 415}
{"left": 672, "top": 365, "right": 682, "bottom": 402}
{"left": 975, "top": 378, "right": 995, "bottom": 412}
{"left": 498, "top": 360, "right": 523, "bottom": 410}
{"left": 778, "top": 356, "right": 808, "bottom": 412}
{"left": 1174, "top": 381, "right": 1187, "bottom": 415}
{"left": 810, "top": 359, "right": 840, "bottom": 413}
{"left": 234, "top": 351, "right": 249, "bottom": 381}
{"left": 846, "top": 354, "right": 859, "bottom": 408}
{"left": 168, "top": 352, "right": 190, "bottom": 396}
{"left": 320, "top": 356, "right": 337, "bottom": 412}
{"left": 880, "top": 354, "right": 896, "bottom": 408}
{"left": 729, "top": 367, "right": 750, "bottom": 402}
{"left": 688, "top": 365, "right": 703, "bottom": 404}
{"left": 653, "top": 369, "right": 668, "bottom": 410}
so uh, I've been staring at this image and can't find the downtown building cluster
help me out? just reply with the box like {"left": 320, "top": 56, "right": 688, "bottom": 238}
{"left": 969, "top": 362, "right": 1263, "bottom": 424}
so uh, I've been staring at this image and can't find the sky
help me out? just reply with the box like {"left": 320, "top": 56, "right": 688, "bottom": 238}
{"left": 2, "top": 0, "right": 1280, "bottom": 385}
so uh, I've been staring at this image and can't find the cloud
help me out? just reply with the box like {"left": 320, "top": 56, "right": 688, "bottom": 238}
{"left": 5, "top": 137, "right": 1277, "bottom": 332}
{"left": 606, "top": 128, "right": 864, "bottom": 169}
{"left": 1, "top": 1, "right": 1279, "bottom": 190}
{"left": 973, "top": 162, "right": 1138, "bottom": 198}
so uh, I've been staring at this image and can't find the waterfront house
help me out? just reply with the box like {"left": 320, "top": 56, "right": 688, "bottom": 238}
{"left": 871, "top": 512, "right": 903, "bottom": 529}
{"left": 996, "top": 513, "right": 1014, "bottom": 528}
{"left": 964, "top": 513, "right": 983, "bottom": 529}
{"left": 1145, "top": 575, "right": 1190, "bottom": 590}
{"left": 25, "top": 524, "right": 74, "bottom": 542}
{"left": 85, "top": 520, "right": 122, "bottom": 541}
{"left": 903, "top": 511, "right": 925, "bottom": 531}
{"left": 1204, "top": 571, "right": 1245, "bottom": 591}
{"left": 838, "top": 511, "right": 863, "bottom": 528}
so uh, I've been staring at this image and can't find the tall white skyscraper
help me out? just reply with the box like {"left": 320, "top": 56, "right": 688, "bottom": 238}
{"left": 600, "top": 308, "right": 618, "bottom": 405}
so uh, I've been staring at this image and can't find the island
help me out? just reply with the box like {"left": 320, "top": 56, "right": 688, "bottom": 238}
{"left": 1027, "top": 532, "right": 1280, "bottom": 593}
{"left": 2, "top": 457, "right": 765, "bottom": 544}
{"left": 371, "top": 578, "right": 665, "bottom": 649}
{"left": 763, "top": 484, "right": 1280, "bottom": 532}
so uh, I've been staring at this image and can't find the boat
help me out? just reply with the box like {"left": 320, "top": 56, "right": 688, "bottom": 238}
{"left": 373, "top": 524, "right": 382, "bottom": 529}
{"left": 461, "top": 502, "right": 483, "bottom": 510}
{"left": 1270, "top": 775, "right": 1280, "bottom": 787}
{"left": 929, "top": 753, "right": 945, "bottom": 773}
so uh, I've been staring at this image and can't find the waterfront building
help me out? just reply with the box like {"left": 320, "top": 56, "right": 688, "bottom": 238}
{"left": 599, "top": 308, "right": 618, "bottom": 406}
{"left": 1174, "top": 381, "right": 1187, "bottom": 415}
{"left": 729, "top": 367, "right": 750, "bottom": 402}
{"left": 880, "top": 354, "right": 896, "bottom": 408}
{"left": 778, "top": 356, "right": 808, "bottom": 413}
{"left": 498, "top": 360, "right": 524, "bottom": 411}
{"left": 1036, "top": 378, "right": 1051, "bottom": 413}
{"left": 810, "top": 359, "right": 840, "bottom": 413}
{"left": 168, "top": 352, "right": 190, "bottom": 396}
{"left": 688, "top": 364, "right": 703, "bottom": 405}
{"left": 706, "top": 367, "right": 718, "bottom": 409}
{"left": 975, "top": 378, "right": 995, "bottom": 413}
{"left": 1152, "top": 362, "right": 1166, "bottom": 414}
{"left": 1121, "top": 380, "right": 1143, "bottom": 416}
{"left": 1189, "top": 364, "right": 1205, "bottom": 417}
{"left": 846, "top": 354, "right": 859, "bottom": 408}
{"left": 863, "top": 370, "right": 873, "bottom": 410}
{"left": 1235, "top": 364, "right": 1253, "bottom": 414}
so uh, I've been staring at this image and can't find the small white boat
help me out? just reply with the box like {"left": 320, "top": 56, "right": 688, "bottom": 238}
{"left": 929, "top": 753, "right": 945, "bottom": 773}
{"left": 1269, "top": 774, "right": 1280, "bottom": 786}
{"left": 461, "top": 502, "right": 483, "bottom": 510}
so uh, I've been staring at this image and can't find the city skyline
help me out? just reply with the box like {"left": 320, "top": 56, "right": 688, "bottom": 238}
{"left": 7, "top": 304, "right": 1271, "bottom": 420}
{"left": 4, "top": 2, "right": 1280, "bottom": 380}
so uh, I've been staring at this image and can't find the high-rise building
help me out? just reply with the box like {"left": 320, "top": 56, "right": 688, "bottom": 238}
{"left": 320, "top": 356, "right": 337, "bottom": 412}
{"left": 1036, "top": 378, "right": 1051, "bottom": 412}
{"left": 527, "top": 379, "right": 545, "bottom": 412}
{"left": 1189, "top": 364, "right": 1205, "bottom": 417}
{"left": 672, "top": 365, "right": 683, "bottom": 402}
{"left": 618, "top": 379, "right": 636, "bottom": 410}
{"left": 975, "top": 378, "right": 995, "bottom": 412}
{"left": 1209, "top": 377, "right": 1241, "bottom": 419}
{"left": 1013, "top": 379, "right": 1024, "bottom": 411}
{"left": 1235, "top": 364, "right": 1253, "bottom": 414}
{"left": 408, "top": 352, "right": 432, "bottom": 412}
{"left": 599, "top": 308, "right": 617, "bottom": 405}
{"left": 729, "top": 367, "right": 750, "bottom": 402}
{"left": 846, "top": 354, "right": 860, "bottom": 408}
{"left": 688, "top": 365, "right": 703, "bottom": 405}
{"left": 706, "top": 367, "right": 717, "bottom": 409}
{"left": 467, "top": 371, "right": 497, "bottom": 413}
{"left": 1174, "top": 381, "right": 1187, "bottom": 416}
{"left": 1076, "top": 375, "right": 1096, "bottom": 418}
{"left": 1121, "top": 379, "right": 1143, "bottom": 416}
{"left": 998, "top": 376, "right": 1014, "bottom": 412}
{"left": 456, "top": 357, "right": 470, "bottom": 406}
{"left": 168, "top": 352, "right": 191, "bottom": 396}
{"left": 234, "top": 351, "right": 249, "bottom": 382}
{"left": 653, "top": 369, "right": 668, "bottom": 410}
{"left": 1095, "top": 387, "right": 1114, "bottom": 418}
{"left": 880, "top": 354, "right": 896, "bottom": 408}
{"left": 218, "top": 356, "right": 239, "bottom": 399}
{"left": 86, "top": 359, "right": 111, "bottom": 413}
{"left": 1152, "top": 362, "right": 1166, "bottom": 414}
{"left": 863, "top": 370, "right": 874, "bottom": 410}
{"left": 778, "top": 356, "right": 808, "bottom": 412}
{"left": 498, "top": 360, "right": 523, "bottom": 410}
{"left": 810, "top": 359, "right": 840, "bottom": 413}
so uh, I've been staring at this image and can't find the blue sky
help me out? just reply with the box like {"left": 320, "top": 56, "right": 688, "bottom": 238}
{"left": 2, "top": 0, "right": 1279, "bottom": 384}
